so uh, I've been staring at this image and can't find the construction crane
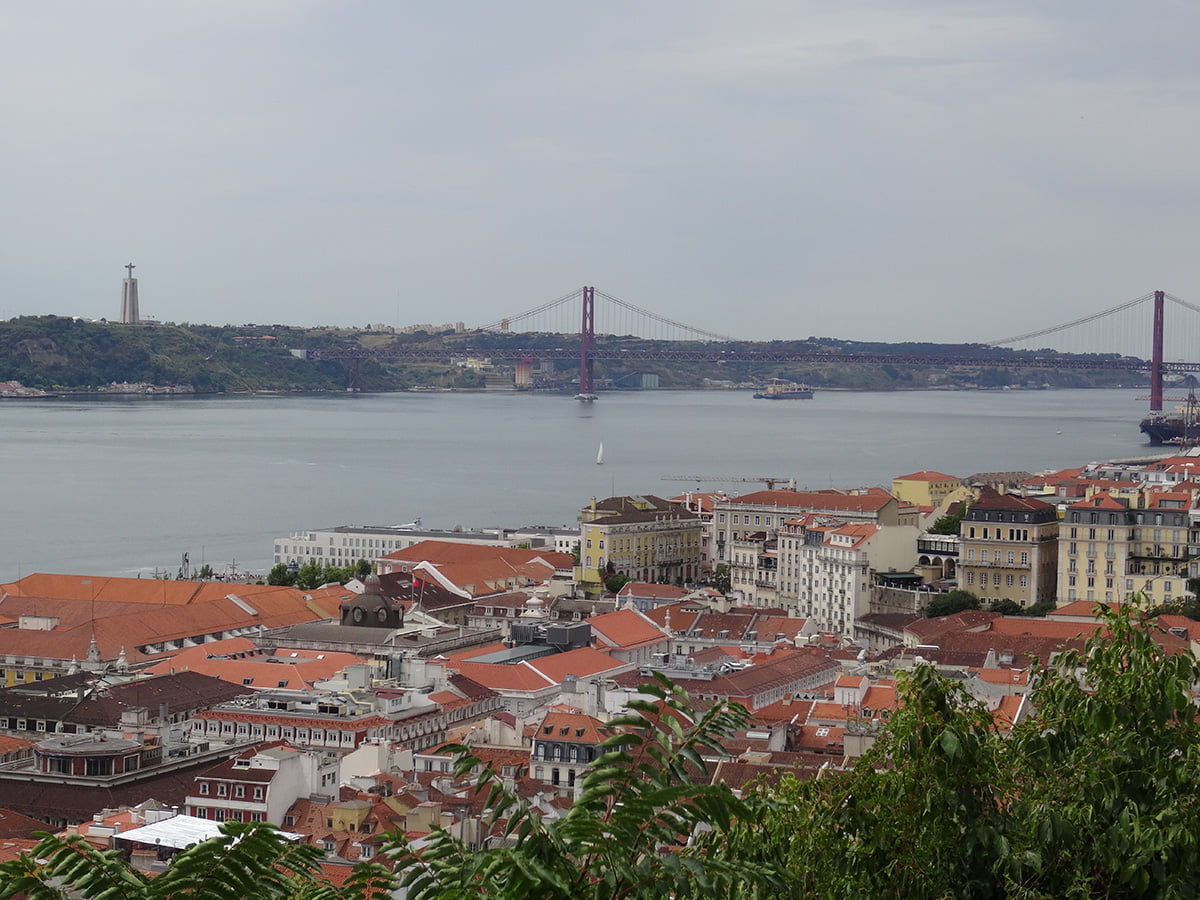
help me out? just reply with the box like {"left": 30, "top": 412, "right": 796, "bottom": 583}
{"left": 661, "top": 474, "right": 796, "bottom": 491}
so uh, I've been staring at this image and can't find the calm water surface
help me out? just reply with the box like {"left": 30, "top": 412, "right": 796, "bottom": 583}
{"left": 0, "top": 388, "right": 1157, "bottom": 581}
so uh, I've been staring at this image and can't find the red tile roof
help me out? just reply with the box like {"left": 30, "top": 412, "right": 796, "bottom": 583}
{"left": 729, "top": 488, "right": 896, "bottom": 512}
{"left": 587, "top": 609, "right": 668, "bottom": 649}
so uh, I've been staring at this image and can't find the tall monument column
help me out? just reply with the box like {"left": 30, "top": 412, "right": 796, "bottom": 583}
{"left": 119, "top": 262, "right": 139, "bottom": 324}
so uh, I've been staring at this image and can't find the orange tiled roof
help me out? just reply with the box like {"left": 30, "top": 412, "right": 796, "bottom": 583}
{"left": 617, "top": 582, "right": 689, "bottom": 601}
{"left": 587, "top": 609, "right": 668, "bottom": 649}
{"left": 727, "top": 488, "right": 896, "bottom": 512}
{"left": 0, "top": 583, "right": 342, "bottom": 666}
{"left": 534, "top": 710, "right": 607, "bottom": 745}
{"left": 380, "top": 540, "right": 573, "bottom": 570}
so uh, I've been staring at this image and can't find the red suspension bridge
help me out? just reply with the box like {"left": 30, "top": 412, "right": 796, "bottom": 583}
{"left": 309, "top": 287, "right": 1200, "bottom": 410}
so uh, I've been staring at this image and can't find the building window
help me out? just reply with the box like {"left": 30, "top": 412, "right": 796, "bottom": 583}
{"left": 217, "top": 784, "right": 228, "bottom": 797}
{"left": 235, "top": 785, "right": 245, "bottom": 798}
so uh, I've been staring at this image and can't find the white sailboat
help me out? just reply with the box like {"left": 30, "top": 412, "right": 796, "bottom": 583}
{"left": 596, "top": 442, "right": 604, "bottom": 465}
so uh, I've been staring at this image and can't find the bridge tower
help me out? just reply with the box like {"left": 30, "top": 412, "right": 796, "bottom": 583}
{"left": 1151, "top": 289, "right": 1165, "bottom": 412}
{"left": 577, "top": 285, "right": 597, "bottom": 401}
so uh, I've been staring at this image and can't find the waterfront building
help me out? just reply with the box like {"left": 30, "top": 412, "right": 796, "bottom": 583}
{"left": 575, "top": 495, "right": 705, "bottom": 593}
{"left": 378, "top": 540, "right": 574, "bottom": 597}
{"left": 959, "top": 488, "right": 1058, "bottom": 608}
{"left": 1055, "top": 490, "right": 1200, "bottom": 607}
{"left": 667, "top": 490, "right": 729, "bottom": 576}
{"left": 890, "top": 471, "right": 964, "bottom": 509}
{"left": 0, "top": 574, "right": 344, "bottom": 686}
{"left": 776, "top": 516, "right": 919, "bottom": 634}
{"left": 273, "top": 524, "right": 575, "bottom": 570}
{"left": 713, "top": 488, "right": 916, "bottom": 607}
{"left": 728, "top": 531, "right": 778, "bottom": 606}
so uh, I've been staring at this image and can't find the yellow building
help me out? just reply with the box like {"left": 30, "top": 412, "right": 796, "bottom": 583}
{"left": 1057, "top": 489, "right": 1197, "bottom": 607}
{"left": 576, "top": 495, "right": 704, "bottom": 593}
{"left": 960, "top": 488, "right": 1059, "bottom": 607}
{"left": 892, "top": 471, "right": 964, "bottom": 509}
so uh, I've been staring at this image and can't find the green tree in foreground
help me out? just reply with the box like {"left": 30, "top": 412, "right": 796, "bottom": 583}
{"left": 722, "top": 602, "right": 1200, "bottom": 898}
{"left": 0, "top": 821, "right": 335, "bottom": 900}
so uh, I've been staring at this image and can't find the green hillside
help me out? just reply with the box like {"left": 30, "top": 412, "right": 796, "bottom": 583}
{"left": 0, "top": 315, "right": 1144, "bottom": 394}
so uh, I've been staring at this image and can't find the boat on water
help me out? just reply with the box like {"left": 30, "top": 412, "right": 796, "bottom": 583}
{"left": 596, "top": 442, "right": 604, "bottom": 465}
{"left": 1140, "top": 391, "right": 1200, "bottom": 445}
{"left": 754, "top": 380, "right": 814, "bottom": 400}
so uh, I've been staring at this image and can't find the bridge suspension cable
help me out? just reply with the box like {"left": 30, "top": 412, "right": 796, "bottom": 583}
{"left": 593, "top": 289, "right": 733, "bottom": 342}
{"left": 1166, "top": 293, "right": 1200, "bottom": 315}
{"left": 475, "top": 287, "right": 584, "bottom": 332}
{"left": 475, "top": 285, "right": 733, "bottom": 341}
{"left": 986, "top": 292, "right": 1154, "bottom": 347}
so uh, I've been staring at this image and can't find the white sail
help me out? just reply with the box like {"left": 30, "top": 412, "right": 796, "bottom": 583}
{"left": 596, "top": 442, "right": 604, "bottom": 465}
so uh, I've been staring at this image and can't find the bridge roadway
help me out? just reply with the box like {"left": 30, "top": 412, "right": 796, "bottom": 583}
{"left": 306, "top": 344, "right": 1200, "bottom": 374}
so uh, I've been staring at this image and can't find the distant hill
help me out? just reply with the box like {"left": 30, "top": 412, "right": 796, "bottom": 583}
{"left": 0, "top": 315, "right": 1144, "bottom": 394}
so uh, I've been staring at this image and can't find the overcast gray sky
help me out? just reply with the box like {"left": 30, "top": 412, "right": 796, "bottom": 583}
{"left": 3, "top": 1, "right": 1198, "bottom": 343}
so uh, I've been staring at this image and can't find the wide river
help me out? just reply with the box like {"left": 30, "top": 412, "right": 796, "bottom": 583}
{"left": 0, "top": 388, "right": 1163, "bottom": 582}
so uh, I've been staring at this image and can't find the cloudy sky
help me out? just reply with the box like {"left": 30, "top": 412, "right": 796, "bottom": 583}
{"left": 2, "top": 1, "right": 1198, "bottom": 343}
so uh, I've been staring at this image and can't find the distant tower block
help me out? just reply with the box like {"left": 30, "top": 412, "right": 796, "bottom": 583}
{"left": 515, "top": 357, "right": 533, "bottom": 388}
{"left": 119, "top": 262, "right": 140, "bottom": 324}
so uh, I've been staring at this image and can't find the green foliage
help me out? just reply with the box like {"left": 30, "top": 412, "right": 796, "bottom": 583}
{"left": 268, "top": 562, "right": 297, "bottom": 586}
{"left": 710, "top": 563, "right": 731, "bottom": 595}
{"left": 605, "top": 573, "right": 631, "bottom": 594}
{"left": 723, "top": 601, "right": 1200, "bottom": 898}
{"left": 927, "top": 510, "right": 964, "bottom": 535}
{"left": 198, "top": 563, "right": 215, "bottom": 580}
{"left": 570, "top": 541, "right": 581, "bottom": 565}
{"left": 292, "top": 560, "right": 362, "bottom": 590}
{"left": 1023, "top": 598, "right": 1055, "bottom": 617}
{"left": 988, "top": 597, "right": 1023, "bottom": 616}
{"left": 0, "top": 821, "right": 328, "bottom": 900}
{"left": 724, "top": 664, "right": 1016, "bottom": 899}
{"left": 925, "top": 588, "right": 980, "bottom": 617}
{"left": 391, "top": 674, "right": 775, "bottom": 899}
{"left": 1006, "top": 604, "right": 1200, "bottom": 897}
